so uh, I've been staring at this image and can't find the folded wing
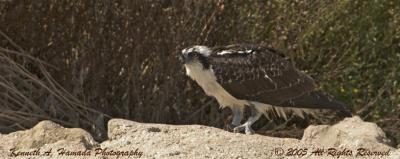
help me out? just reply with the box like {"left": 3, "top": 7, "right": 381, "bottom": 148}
{"left": 209, "top": 44, "right": 350, "bottom": 115}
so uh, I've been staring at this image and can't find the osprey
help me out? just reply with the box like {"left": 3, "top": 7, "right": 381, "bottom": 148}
{"left": 180, "top": 44, "right": 352, "bottom": 135}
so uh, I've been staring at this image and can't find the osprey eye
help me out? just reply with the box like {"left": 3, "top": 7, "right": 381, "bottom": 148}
{"left": 188, "top": 52, "right": 196, "bottom": 57}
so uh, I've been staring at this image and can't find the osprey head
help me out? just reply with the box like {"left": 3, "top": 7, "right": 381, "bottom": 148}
{"left": 180, "top": 45, "right": 211, "bottom": 69}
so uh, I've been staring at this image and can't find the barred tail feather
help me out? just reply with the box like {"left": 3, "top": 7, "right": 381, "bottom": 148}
{"left": 251, "top": 95, "right": 352, "bottom": 121}
{"left": 277, "top": 91, "right": 352, "bottom": 117}
{"left": 251, "top": 101, "right": 322, "bottom": 120}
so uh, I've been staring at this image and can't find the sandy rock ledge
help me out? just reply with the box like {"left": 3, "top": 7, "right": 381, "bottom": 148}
{"left": 0, "top": 116, "right": 398, "bottom": 159}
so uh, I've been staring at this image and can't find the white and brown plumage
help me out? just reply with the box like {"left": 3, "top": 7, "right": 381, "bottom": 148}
{"left": 180, "top": 44, "right": 351, "bottom": 134}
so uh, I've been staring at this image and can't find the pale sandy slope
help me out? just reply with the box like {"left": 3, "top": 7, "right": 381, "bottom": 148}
{"left": 0, "top": 116, "right": 399, "bottom": 159}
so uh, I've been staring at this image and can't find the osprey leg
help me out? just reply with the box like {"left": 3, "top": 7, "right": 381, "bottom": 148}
{"left": 226, "top": 106, "right": 243, "bottom": 131}
{"left": 233, "top": 105, "right": 262, "bottom": 135}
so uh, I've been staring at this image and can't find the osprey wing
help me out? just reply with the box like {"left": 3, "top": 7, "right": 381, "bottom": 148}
{"left": 209, "top": 45, "right": 345, "bottom": 111}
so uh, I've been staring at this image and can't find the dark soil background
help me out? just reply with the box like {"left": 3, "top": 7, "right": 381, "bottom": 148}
{"left": 0, "top": 0, "right": 399, "bottom": 147}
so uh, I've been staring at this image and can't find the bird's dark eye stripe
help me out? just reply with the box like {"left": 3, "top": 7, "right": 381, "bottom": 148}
{"left": 188, "top": 52, "right": 197, "bottom": 56}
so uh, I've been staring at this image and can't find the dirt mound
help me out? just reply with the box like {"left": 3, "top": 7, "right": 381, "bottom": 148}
{"left": 0, "top": 116, "right": 398, "bottom": 159}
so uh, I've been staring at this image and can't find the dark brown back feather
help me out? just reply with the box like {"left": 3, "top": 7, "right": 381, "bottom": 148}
{"left": 209, "top": 44, "right": 349, "bottom": 113}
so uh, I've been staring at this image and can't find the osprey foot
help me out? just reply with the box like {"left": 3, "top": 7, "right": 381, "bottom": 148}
{"left": 245, "top": 127, "right": 255, "bottom": 135}
{"left": 225, "top": 123, "right": 238, "bottom": 132}
{"left": 233, "top": 125, "right": 255, "bottom": 135}
{"left": 233, "top": 125, "right": 245, "bottom": 133}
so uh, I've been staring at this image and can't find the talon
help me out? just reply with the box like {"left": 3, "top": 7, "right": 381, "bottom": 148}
{"left": 225, "top": 123, "right": 236, "bottom": 132}
{"left": 233, "top": 125, "right": 245, "bottom": 133}
{"left": 233, "top": 127, "right": 240, "bottom": 133}
{"left": 245, "top": 127, "right": 255, "bottom": 135}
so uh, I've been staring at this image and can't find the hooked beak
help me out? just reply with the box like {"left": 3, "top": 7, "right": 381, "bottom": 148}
{"left": 178, "top": 54, "right": 188, "bottom": 64}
